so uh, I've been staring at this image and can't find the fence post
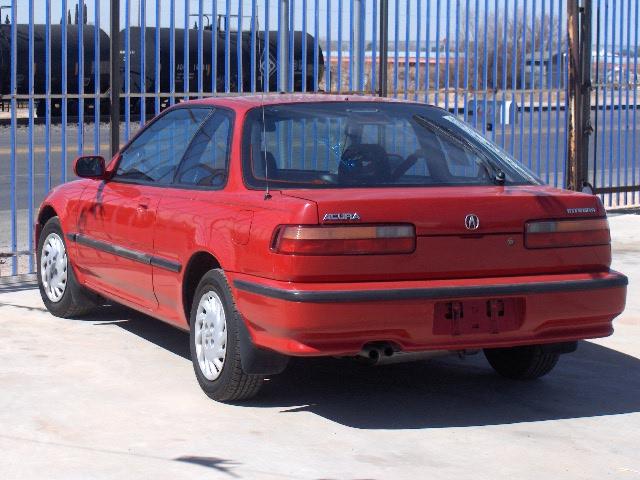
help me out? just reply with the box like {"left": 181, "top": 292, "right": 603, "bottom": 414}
{"left": 110, "top": 0, "right": 121, "bottom": 155}
{"left": 378, "top": 0, "right": 388, "bottom": 97}
{"left": 566, "top": 0, "right": 592, "bottom": 191}
{"left": 352, "top": 0, "right": 364, "bottom": 91}
{"left": 278, "top": 0, "right": 290, "bottom": 92}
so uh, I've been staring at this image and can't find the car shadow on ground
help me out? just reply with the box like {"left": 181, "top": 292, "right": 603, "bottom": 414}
{"left": 91, "top": 304, "right": 191, "bottom": 359}
{"left": 89, "top": 304, "right": 640, "bottom": 430}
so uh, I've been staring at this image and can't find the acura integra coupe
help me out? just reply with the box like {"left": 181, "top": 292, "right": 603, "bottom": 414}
{"left": 36, "top": 94, "right": 627, "bottom": 401}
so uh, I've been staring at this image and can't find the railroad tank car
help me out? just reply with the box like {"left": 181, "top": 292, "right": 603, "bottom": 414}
{"left": 0, "top": 24, "right": 110, "bottom": 117}
{"left": 0, "top": 24, "right": 323, "bottom": 118}
{"left": 122, "top": 27, "right": 324, "bottom": 112}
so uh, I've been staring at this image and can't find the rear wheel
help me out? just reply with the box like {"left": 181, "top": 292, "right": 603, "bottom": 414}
{"left": 189, "top": 269, "right": 263, "bottom": 402}
{"left": 484, "top": 345, "right": 560, "bottom": 380}
{"left": 37, "top": 217, "right": 99, "bottom": 318}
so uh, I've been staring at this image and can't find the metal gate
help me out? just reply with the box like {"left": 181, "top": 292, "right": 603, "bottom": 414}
{"left": 591, "top": 0, "right": 639, "bottom": 206}
{"left": 0, "top": 0, "right": 638, "bottom": 277}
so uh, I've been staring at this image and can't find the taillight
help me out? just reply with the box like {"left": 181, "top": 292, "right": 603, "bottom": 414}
{"left": 525, "top": 218, "right": 610, "bottom": 249}
{"left": 272, "top": 224, "right": 416, "bottom": 255}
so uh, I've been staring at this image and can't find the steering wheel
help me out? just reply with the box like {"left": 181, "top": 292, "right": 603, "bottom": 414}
{"left": 339, "top": 146, "right": 391, "bottom": 184}
{"left": 391, "top": 149, "right": 425, "bottom": 180}
{"left": 178, "top": 164, "right": 226, "bottom": 186}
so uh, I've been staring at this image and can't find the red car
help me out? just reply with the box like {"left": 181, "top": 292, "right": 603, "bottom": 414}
{"left": 36, "top": 94, "right": 627, "bottom": 401}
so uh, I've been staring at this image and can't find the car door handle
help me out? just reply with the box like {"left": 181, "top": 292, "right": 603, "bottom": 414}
{"left": 137, "top": 202, "right": 149, "bottom": 213}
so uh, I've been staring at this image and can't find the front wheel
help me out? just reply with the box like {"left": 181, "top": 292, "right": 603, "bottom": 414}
{"left": 37, "top": 217, "right": 99, "bottom": 318}
{"left": 189, "top": 269, "right": 263, "bottom": 402}
{"left": 484, "top": 345, "right": 560, "bottom": 380}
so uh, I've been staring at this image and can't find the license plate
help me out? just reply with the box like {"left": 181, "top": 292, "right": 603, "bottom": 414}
{"left": 433, "top": 298, "right": 524, "bottom": 335}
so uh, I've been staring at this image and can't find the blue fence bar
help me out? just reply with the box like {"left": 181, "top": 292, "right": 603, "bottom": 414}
{"left": 198, "top": 0, "right": 204, "bottom": 97}
{"left": 95, "top": 0, "right": 101, "bottom": 151}
{"left": 61, "top": 0, "right": 67, "bottom": 184}
{"left": 555, "top": 0, "right": 564, "bottom": 188}
{"left": 509, "top": 0, "right": 518, "bottom": 157}
{"left": 314, "top": 0, "right": 319, "bottom": 91}
{"left": 170, "top": 0, "right": 176, "bottom": 103}
{"left": 544, "top": 0, "right": 553, "bottom": 184}
{"left": 393, "top": 0, "right": 398, "bottom": 97}
{"left": 435, "top": 0, "right": 441, "bottom": 105}
{"left": 481, "top": 0, "right": 488, "bottom": 136}
{"left": 536, "top": 0, "right": 544, "bottom": 175}
{"left": 236, "top": 0, "right": 242, "bottom": 92}
{"left": 337, "top": 0, "right": 343, "bottom": 92}
{"left": 27, "top": 0, "right": 34, "bottom": 272}
{"left": 608, "top": 0, "right": 616, "bottom": 205}
{"left": 155, "top": 0, "right": 161, "bottom": 112}
{"left": 45, "top": 0, "right": 51, "bottom": 193}
{"left": 124, "top": 0, "right": 130, "bottom": 140}
{"left": 250, "top": 0, "right": 257, "bottom": 92}
{"left": 2, "top": 0, "right": 640, "bottom": 276}
{"left": 634, "top": 0, "right": 639, "bottom": 204}
{"left": 140, "top": 0, "right": 146, "bottom": 118}
{"left": 9, "top": 0, "right": 17, "bottom": 275}
{"left": 453, "top": 0, "right": 459, "bottom": 114}
{"left": 77, "top": 0, "right": 84, "bottom": 156}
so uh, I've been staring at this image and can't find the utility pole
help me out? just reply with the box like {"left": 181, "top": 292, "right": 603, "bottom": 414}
{"left": 378, "top": 0, "right": 388, "bottom": 97}
{"left": 352, "top": 0, "right": 364, "bottom": 91}
{"left": 277, "top": 0, "right": 289, "bottom": 92}
{"left": 566, "top": 0, "right": 592, "bottom": 191}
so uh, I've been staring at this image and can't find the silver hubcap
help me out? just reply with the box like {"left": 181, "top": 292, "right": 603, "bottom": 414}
{"left": 194, "top": 291, "right": 227, "bottom": 381}
{"left": 40, "top": 232, "right": 68, "bottom": 303}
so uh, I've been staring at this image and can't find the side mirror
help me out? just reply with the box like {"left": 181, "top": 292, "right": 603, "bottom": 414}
{"left": 74, "top": 155, "right": 106, "bottom": 180}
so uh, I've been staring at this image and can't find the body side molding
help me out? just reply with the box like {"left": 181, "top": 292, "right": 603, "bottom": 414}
{"left": 67, "top": 232, "right": 182, "bottom": 273}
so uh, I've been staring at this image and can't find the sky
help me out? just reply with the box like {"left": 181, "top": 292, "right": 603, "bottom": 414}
{"left": 5, "top": 0, "right": 638, "bottom": 48}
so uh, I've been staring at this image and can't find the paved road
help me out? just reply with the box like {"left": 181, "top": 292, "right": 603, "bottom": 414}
{"left": 0, "top": 214, "right": 638, "bottom": 479}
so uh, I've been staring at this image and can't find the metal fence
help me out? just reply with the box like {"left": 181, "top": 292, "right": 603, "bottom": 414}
{"left": 0, "top": 0, "right": 638, "bottom": 277}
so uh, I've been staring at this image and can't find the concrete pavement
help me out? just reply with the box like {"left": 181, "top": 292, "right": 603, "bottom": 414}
{"left": 0, "top": 214, "right": 638, "bottom": 479}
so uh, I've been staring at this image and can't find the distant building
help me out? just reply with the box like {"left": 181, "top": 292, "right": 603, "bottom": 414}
{"left": 524, "top": 52, "right": 567, "bottom": 89}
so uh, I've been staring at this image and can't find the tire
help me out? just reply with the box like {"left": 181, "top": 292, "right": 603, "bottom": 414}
{"left": 189, "top": 269, "right": 263, "bottom": 402}
{"left": 484, "top": 345, "right": 560, "bottom": 380}
{"left": 37, "top": 217, "right": 99, "bottom": 318}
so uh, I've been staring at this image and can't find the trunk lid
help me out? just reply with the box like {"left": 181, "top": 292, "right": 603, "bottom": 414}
{"left": 277, "top": 186, "right": 611, "bottom": 282}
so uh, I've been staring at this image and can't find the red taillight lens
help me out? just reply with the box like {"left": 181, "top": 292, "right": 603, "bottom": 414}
{"left": 525, "top": 218, "right": 610, "bottom": 249}
{"left": 272, "top": 224, "right": 416, "bottom": 255}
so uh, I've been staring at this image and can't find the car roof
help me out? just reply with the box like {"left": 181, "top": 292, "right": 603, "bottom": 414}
{"left": 178, "top": 93, "right": 412, "bottom": 113}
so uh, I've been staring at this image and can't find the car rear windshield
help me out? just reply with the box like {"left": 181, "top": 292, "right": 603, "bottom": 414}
{"left": 242, "top": 101, "right": 542, "bottom": 189}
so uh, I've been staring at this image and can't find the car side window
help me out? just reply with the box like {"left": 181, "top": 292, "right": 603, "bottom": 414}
{"left": 174, "top": 110, "right": 232, "bottom": 188}
{"left": 114, "top": 108, "right": 212, "bottom": 184}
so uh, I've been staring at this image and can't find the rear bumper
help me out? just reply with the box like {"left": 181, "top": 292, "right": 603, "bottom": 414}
{"left": 230, "top": 270, "right": 627, "bottom": 357}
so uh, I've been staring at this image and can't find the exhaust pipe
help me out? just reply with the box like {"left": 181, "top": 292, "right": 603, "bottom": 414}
{"left": 359, "top": 345, "right": 382, "bottom": 363}
{"left": 357, "top": 343, "right": 478, "bottom": 366}
{"left": 356, "top": 342, "right": 398, "bottom": 365}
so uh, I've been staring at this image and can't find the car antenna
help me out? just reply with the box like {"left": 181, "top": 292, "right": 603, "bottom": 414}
{"left": 258, "top": 22, "right": 272, "bottom": 200}
{"left": 262, "top": 101, "right": 271, "bottom": 200}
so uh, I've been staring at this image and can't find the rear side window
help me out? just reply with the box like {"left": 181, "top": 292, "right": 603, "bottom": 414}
{"left": 242, "top": 102, "right": 541, "bottom": 189}
{"left": 174, "top": 110, "right": 232, "bottom": 188}
{"left": 115, "top": 108, "right": 211, "bottom": 184}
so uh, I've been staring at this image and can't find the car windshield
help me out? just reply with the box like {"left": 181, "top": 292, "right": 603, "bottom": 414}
{"left": 242, "top": 101, "right": 542, "bottom": 189}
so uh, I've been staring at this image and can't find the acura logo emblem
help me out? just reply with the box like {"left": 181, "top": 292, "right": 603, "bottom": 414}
{"left": 464, "top": 214, "right": 480, "bottom": 230}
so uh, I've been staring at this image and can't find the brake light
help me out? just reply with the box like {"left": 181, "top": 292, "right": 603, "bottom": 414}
{"left": 272, "top": 224, "right": 416, "bottom": 255}
{"left": 525, "top": 218, "right": 610, "bottom": 249}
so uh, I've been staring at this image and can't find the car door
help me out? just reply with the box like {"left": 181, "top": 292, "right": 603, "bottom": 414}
{"left": 75, "top": 107, "right": 213, "bottom": 310}
{"left": 151, "top": 108, "right": 234, "bottom": 325}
